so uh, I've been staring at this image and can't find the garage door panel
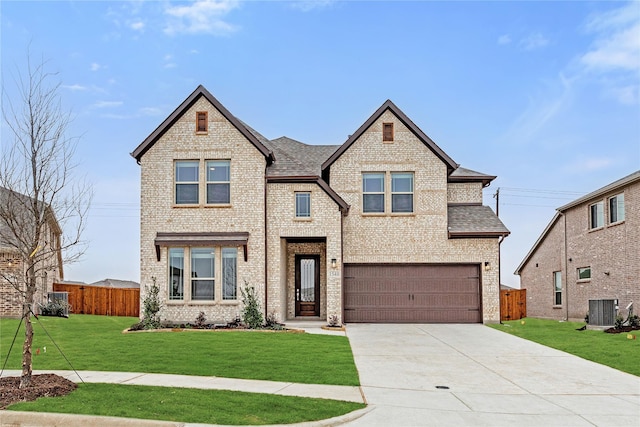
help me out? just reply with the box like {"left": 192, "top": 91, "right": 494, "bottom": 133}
{"left": 344, "top": 264, "right": 481, "bottom": 323}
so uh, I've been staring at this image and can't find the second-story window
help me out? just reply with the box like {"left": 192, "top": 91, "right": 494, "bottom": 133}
{"left": 196, "top": 111, "right": 208, "bottom": 133}
{"left": 391, "top": 172, "right": 414, "bottom": 213}
{"left": 363, "top": 173, "right": 385, "bottom": 213}
{"left": 175, "top": 161, "right": 199, "bottom": 204}
{"left": 589, "top": 202, "right": 603, "bottom": 229}
{"left": 609, "top": 193, "right": 624, "bottom": 224}
{"left": 295, "top": 192, "right": 311, "bottom": 218}
{"left": 207, "top": 160, "right": 230, "bottom": 204}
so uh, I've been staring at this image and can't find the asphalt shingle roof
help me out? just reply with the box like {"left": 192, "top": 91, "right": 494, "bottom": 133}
{"left": 448, "top": 205, "right": 510, "bottom": 236}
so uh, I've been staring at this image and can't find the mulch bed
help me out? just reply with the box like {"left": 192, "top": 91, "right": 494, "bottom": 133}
{"left": 604, "top": 325, "right": 640, "bottom": 334}
{"left": 0, "top": 374, "right": 77, "bottom": 409}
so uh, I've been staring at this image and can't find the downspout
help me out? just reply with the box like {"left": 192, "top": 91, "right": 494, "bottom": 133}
{"left": 561, "top": 212, "right": 569, "bottom": 321}
{"left": 498, "top": 235, "right": 504, "bottom": 324}
{"left": 340, "top": 210, "right": 345, "bottom": 325}
{"left": 264, "top": 171, "right": 269, "bottom": 321}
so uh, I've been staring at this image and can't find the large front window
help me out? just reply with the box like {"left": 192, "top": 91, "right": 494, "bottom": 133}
{"left": 191, "top": 248, "right": 215, "bottom": 300}
{"left": 363, "top": 173, "right": 385, "bottom": 213}
{"left": 175, "top": 161, "right": 199, "bottom": 204}
{"left": 391, "top": 173, "right": 414, "bottom": 213}
{"left": 206, "top": 160, "right": 230, "bottom": 204}
{"left": 609, "top": 194, "right": 624, "bottom": 224}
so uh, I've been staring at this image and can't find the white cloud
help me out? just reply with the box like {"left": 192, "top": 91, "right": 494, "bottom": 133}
{"left": 92, "top": 101, "right": 123, "bottom": 109}
{"left": 565, "top": 157, "right": 614, "bottom": 174}
{"left": 90, "top": 63, "right": 103, "bottom": 72}
{"left": 290, "top": 0, "right": 336, "bottom": 12}
{"left": 519, "top": 32, "right": 550, "bottom": 50}
{"left": 164, "top": 0, "right": 240, "bottom": 36}
{"left": 139, "top": 107, "right": 164, "bottom": 116}
{"left": 63, "top": 84, "right": 88, "bottom": 92}
{"left": 130, "top": 21, "right": 145, "bottom": 31}
{"left": 497, "top": 34, "right": 511, "bottom": 45}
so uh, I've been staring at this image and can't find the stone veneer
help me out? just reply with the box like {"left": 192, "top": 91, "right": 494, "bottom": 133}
{"left": 139, "top": 97, "right": 267, "bottom": 323}
{"left": 519, "top": 179, "right": 639, "bottom": 320}
{"left": 327, "top": 110, "right": 501, "bottom": 323}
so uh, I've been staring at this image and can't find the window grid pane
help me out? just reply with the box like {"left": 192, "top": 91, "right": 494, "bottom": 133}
{"left": 295, "top": 193, "right": 311, "bottom": 217}
{"left": 363, "top": 173, "right": 385, "bottom": 213}
{"left": 590, "top": 202, "right": 603, "bottom": 228}
{"left": 553, "top": 271, "right": 562, "bottom": 305}
{"left": 169, "top": 248, "right": 184, "bottom": 300}
{"left": 175, "top": 161, "right": 199, "bottom": 204}
{"left": 391, "top": 173, "right": 414, "bottom": 213}
{"left": 206, "top": 161, "right": 230, "bottom": 204}
{"left": 609, "top": 194, "right": 625, "bottom": 223}
{"left": 222, "top": 248, "right": 237, "bottom": 300}
{"left": 191, "top": 248, "right": 215, "bottom": 300}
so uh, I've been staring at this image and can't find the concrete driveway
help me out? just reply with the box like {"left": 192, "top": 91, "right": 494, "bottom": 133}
{"left": 345, "top": 324, "right": 640, "bottom": 427}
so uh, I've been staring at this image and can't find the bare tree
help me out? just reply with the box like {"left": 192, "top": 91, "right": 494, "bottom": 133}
{"left": 0, "top": 53, "right": 91, "bottom": 389}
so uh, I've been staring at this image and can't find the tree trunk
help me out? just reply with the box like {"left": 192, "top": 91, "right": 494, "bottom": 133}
{"left": 20, "top": 303, "right": 33, "bottom": 389}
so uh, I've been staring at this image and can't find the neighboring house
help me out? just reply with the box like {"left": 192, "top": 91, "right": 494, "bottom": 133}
{"left": 0, "top": 187, "right": 63, "bottom": 318}
{"left": 131, "top": 85, "right": 509, "bottom": 324}
{"left": 515, "top": 171, "right": 640, "bottom": 321}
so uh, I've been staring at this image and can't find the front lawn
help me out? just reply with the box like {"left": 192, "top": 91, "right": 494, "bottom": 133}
{"left": 8, "top": 383, "right": 365, "bottom": 425}
{"left": 0, "top": 315, "right": 359, "bottom": 386}
{"left": 490, "top": 318, "right": 640, "bottom": 376}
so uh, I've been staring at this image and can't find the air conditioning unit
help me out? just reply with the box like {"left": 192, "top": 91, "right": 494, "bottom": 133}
{"left": 46, "top": 291, "right": 70, "bottom": 317}
{"left": 588, "top": 299, "right": 617, "bottom": 326}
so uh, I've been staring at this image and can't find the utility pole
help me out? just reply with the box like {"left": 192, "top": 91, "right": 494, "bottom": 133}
{"left": 493, "top": 187, "right": 500, "bottom": 217}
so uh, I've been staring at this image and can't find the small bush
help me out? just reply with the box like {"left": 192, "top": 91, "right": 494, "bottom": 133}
{"left": 628, "top": 314, "right": 640, "bottom": 328}
{"left": 141, "top": 277, "right": 163, "bottom": 330}
{"left": 241, "top": 282, "right": 263, "bottom": 329}
{"left": 265, "top": 311, "right": 284, "bottom": 330}
{"left": 584, "top": 313, "right": 589, "bottom": 324}
{"left": 328, "top": 314, "right": 339, "bottom": 327}
{"left": 614, "top": 315, "right": 625, "bottom": 329}
{"left": 194, "top": 311, "right": 207, "bottom": 329}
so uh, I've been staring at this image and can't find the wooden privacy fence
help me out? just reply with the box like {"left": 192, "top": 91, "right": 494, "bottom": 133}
{"left": 500, "top": 288, "right": 527, "bottom": 321}
{"left": 53, "top": 283, "right": 139, "bottom": 317}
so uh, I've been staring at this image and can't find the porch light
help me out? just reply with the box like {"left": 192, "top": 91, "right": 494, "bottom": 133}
{"left": 484, "top": 261, "right": 490, "bottom": 271}
{"left": 331, "top": 258, "right": 337, "bottom": 269}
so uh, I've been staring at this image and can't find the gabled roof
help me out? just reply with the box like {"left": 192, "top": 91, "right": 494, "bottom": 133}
{"left": 514, "top": 170, "right": 640, "bottom": 276}
{"left": 558, "top": 170, "right": 640, "bottom": 211}
{"left": 447, "top": 204, "right": 510, "bottom": 238}
{"left": 131, "top": 85, "right": 274, "bottom": 163}
{"left": 449, "top": 167, "right": 496, "bottom": 187}
{"left": 322, "top": 100, "right": 459, "bottom": 173}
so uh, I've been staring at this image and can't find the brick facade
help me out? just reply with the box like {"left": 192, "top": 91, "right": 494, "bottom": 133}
{"left": 517, "top": 173, "right": 639, "bottom": 321}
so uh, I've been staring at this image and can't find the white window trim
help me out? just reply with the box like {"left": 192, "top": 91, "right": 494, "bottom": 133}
{"left": 206, "top": 160, "right": 231, "bottom": 205}
{"left": 577, "top": 266, "right": 591, "bottom": 282}
{"left": 589, "top": 201, "right": 604, "bottom": 230}
{"left": 362, "top": 172, "right": 386, "bottom": 214}
{"left": 391, "top": 172, "right": 414, "bottom": 214}
{"left": 608, "top": 193, "right": 625, "bottom": 224}
{"left": 175, "top": 160, "right": 200, "bottom": 205}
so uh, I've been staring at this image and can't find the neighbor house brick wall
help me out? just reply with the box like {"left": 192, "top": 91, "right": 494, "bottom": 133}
{"left": 266, "top": 182, "right": 343, "bottom": 323}
{"left": 0, "top": 252, "right": 23, "bottom": 318}
{"left": 139, "top": 96, "right": 267, "bottom": 323}
{"left": 328, "top": 109, "right": 501, "bottom": 323}
{"left": 520, "top": 178, "right": 639, "bottom": 321}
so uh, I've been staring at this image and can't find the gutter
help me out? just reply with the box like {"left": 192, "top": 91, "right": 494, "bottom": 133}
{"left": 264, "top": 169, "right": 269, "bottom": 321}
{"left": 561, "top": 212, "right": 569, "bottom": 321}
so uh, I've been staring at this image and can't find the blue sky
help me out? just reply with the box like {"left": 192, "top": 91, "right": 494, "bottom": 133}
{"left": 2, "top": 0, "right": 639, "bottom": 287}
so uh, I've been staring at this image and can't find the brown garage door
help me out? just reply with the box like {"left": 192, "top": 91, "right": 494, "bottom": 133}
{"left": 344, "top": 264, "right": 481, "bottom": 323}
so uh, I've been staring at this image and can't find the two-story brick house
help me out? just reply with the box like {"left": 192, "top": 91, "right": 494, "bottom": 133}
{"left": 0, "top": 187, "right": 64, "bottom": 318}
{"left": 132, "top": 85, "right": 509, "bottom": 324}
{"left": 515, "top": 171, "right": 639, "bottom": 321}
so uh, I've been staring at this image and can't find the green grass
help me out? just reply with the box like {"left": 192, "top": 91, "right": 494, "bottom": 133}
{"left": 490, "top": 318, "right": 640, "bottom": 376}
{"left": 7, "top": 383, "right": 365, "bottom": 425}
{"left": 0, "top": 315, "right": 359, "bottom": 386}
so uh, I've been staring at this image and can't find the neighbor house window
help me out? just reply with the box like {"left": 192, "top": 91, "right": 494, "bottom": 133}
{"left": 589, "top": 201, "right": 604, "bottom": 229}
{"left": 577, "top": 267, "right": 591, "bottom": 281}
{"left": 191, "top": 248, "right": 215, "bottom": 300}
{"left": 206, "top": 160, "right": 230, "bottom": 204}
{"left": 553, "top": 271, "right": 562, "bottom": 305}
{"left": 295, "top": 192, "right": 311, "bottom": 218}
{"left": 391, "top": 172, "right": 414, "bottom": 213}
{"left": 609, "top": 193, "right": 625, "bottom": 224}
{"left": 222, "top": 248, "right": 237, "bottom": 300}
{"left": 196, "top": 111, "right": 208, "bottom": 133}
{"left": 363, "top": 173, "right": 385, "bottom": 213}
{"left": 169, "top": 248, "right": 184, "bottom": 300}
{"left": 383, "top": 122, "right": 394, "bottom": 142}
{"left": 175, "top": 161, "right": 199, "bottom": 204}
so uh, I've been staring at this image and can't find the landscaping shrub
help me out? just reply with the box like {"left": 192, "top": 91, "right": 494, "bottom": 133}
{"left": 139, "top": 277, "right": 162, "bottom": 330}
{"left": 241, "top": 282, "right": 263, "bottom": 329}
